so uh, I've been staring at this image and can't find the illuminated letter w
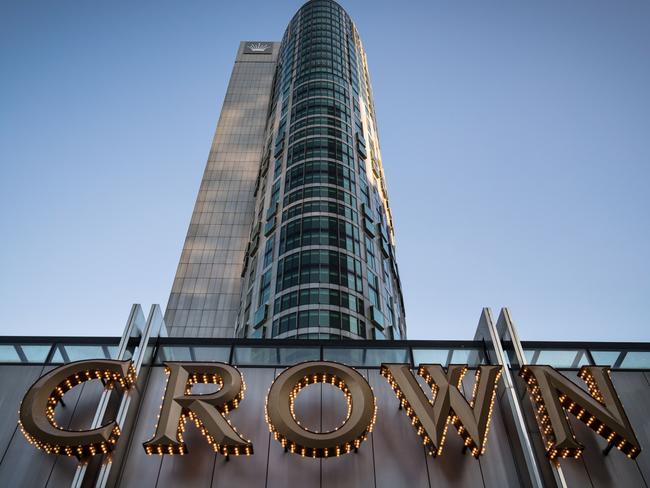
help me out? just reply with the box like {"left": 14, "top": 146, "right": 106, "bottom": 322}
{"left": 380, "top": 363, "right": 501, "bottom": 457}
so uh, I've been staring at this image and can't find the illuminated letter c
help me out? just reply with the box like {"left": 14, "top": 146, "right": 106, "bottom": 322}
{"left": 19, "top": 359, "right": 136, "bottom": 458}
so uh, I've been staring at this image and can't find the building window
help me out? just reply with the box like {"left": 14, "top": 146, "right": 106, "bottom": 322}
{"left": 273, "top": 288, "right": 363, "bottom": 314}
{"left": 276, "top": 249, "right": 363, "bottom": 292}
{"left": 285, "top": 160, "right": 355, "bottom": 192}
{"left": 271, "top": 310, "right": 365, "bottom": 338}
{"left": 283, "top": 199, "right": 357, "bottom": 223}
{"left": 259, "top": 269, "right": 273, "bottom": 305}
{"left": 287, "top": 137, "right": 354, "bottom": 168}
{"left": 368, "top": 270, "right": 380, "bottom": 309}
{"left": 279, "top": 215, "right": 360, "bottom": 255}
{"left": 365, "top": 235, "right": 376, "bottom": 271}
{"left": 263, "top": 236, "right": 275, "bottom": 268}
{"left": 284, "top": 185, "right": 356, "bottom": 208}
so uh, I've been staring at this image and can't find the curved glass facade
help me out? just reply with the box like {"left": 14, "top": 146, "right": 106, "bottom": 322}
{"left": 236, "top": 0, "right": 406, "bottom": 339}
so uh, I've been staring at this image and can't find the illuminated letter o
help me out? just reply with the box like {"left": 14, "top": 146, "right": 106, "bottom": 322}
{"left": 265, "top": 361, "right": 376, "bottom": 458}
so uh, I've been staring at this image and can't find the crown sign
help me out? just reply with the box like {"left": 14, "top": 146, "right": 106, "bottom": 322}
{"left": 248, "top": 43, "right": 270, "bottom": 52}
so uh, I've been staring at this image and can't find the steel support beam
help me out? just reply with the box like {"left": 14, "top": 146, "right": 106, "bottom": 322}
{"left": 70, "top": 304, "right": 165, "bottom": 488}
{"left": 474, "top": 307, "right": 546, "bottom": 488}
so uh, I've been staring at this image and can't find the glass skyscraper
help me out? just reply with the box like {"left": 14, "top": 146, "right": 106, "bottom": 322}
{"left": 166, "top": 0, "right": 406, "bottom": 340}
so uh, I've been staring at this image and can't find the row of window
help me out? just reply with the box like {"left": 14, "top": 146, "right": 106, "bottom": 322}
{"left": 299, "top": 1, "right": 346, "bottom": 13}
{"left": 272, "top": 310, "right": 366, "bottom": 337}
{"left": 282, "top": 199, "right": 357, "bottom": 223}
{"left": 295, "top": 23, "right": 348, "bottom": 38}
{"left": 296, "top": 38, "right": 349, "bottom": 57}
{"left": 294, "top": 66, "right": 354, "bottom": 84}
{"left": 285, "top": 160, "right": 356, "bottom": 192}
{"left": 287, "top": 137, "right": 354, "bottom": 167}
{"left": 296, "top": 61, "right": 349, "bottom": 79}
{"left": 295, "top": 53, "right": 350, "bottom": 70}
{"left": 283, "top": 185, "right": 357, "bottom": 208}
{"left": 295, "top": 41, "right": 350, "bottom": 55}
{"left": 297, "top": 17, "right": 348, "bottom": 30}
{"left": 300, "top": 3, "right": 345, "bottom": 12}
{"left": 300, "top": 11, "right": 346, "bottom": 21}
{"left": 290, "top": 114, "right": 351, "bottom": 135}
{"left": 300, "top": 9, "right": 346, "bottom": 21}
{"left": 276, "top": 249, "right": 363, "bottom": 292}
{"left": 294, "top": 32, "right": 348, "bottom": 48}
{"left": 289, "top": 125, "right": 353, "bottom": 147}
{"left": 293, "top": 80, "right": 349, "bottom": 104}
{"left": 295, "top": 26, "right": 347, "bottom": 40}
{"left": 299, "top": 12, "right": 346, "bottom": 24}
{"left": 293, "top": 4, "right": 349, "bottom": 33}
{"left": 293, "top": 333, "right": 345, "bottom": 339}
{"left": 274, "top": 287, "right": 364, "bottom": 315}
{"left": 297, "top": 38, "right": 345, "bottom": 55}
{"left": 296, "top": 39, "right": 349, "bottom": 56}
{"left": 293, "top": 72, "right": 349, "bottom": 91}
{"left": 279, "top": 215, "right": 361, "bottom": 255}
{"left": 292, "top": 97, "right": 350, "bottom": 123}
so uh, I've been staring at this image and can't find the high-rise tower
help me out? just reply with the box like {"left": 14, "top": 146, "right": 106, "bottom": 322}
{"left": 166, "top": 0, "right": 406, "bottom": 340}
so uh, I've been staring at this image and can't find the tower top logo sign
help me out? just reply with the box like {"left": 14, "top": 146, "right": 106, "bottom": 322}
{"left": 244, "top": 42, "right": 271, "bottom": 54}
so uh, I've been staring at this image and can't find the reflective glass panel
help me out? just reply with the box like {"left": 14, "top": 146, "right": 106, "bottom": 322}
{"left": 412, "top": 349, "right": 448, "bottom": 365}
{"left": 525, "top": 349, "right": 591, "bottom": 369}
{"left": 0, "top": 344, "right": 52, "bottom": 363}
{"left": 233, "top": 347, "right": 319, "bottom": 366}
{"left": 157, "top": 346, "right": 230, "bottom": 363}
{"left": 412, "top": 348, "right": 485, "bottom": 367}
{"left": 50, "top": 344, "right": 121, "bottom": 364}
{"left": 585, "top": 350, "right": 650, "bottom": 369}
{"left": 323, "top": 347, "right": 408, "bottom": 366}
{"left": 590, "top": 350, "right": 621, "bottom": 367}
{"left": 0, "top": 345, "right": 21, "bottom": 362}
{"left": 619, "top": 351, "right": 650, "bottom": 369}
{"left": 20, "top": 345, "right": 54, "bottom": 362}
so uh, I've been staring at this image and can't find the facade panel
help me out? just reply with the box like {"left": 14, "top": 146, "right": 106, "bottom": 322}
{"left": 165, "top": 42, "right": 280, "bottom": 338}
{"left": 1, "top": 338, "right": 649, "bottom": 487}
{"left": 0, "top": 366, "right": 79, "bottom": 487}
{"left": 209, "top": 367, "right": 274, "bottom": 488}
{"left": 0, "top": 364, "right": 45, "bottom": 461}
{"left": 321, "top": 369, "right": 375, "bottom": 488}
{"left": 115, "top": 367, "right": 166, "bottom": 488}
{"left": 368, "top": 369, "right": 431, "bottom": 488}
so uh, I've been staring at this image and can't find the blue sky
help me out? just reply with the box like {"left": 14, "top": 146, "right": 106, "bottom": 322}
{"left": 1, "top": 0, "right": 649, "bottom": 340}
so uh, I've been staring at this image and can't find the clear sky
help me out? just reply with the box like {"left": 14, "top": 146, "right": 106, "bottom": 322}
{"left": 1, "top": 0, "right": 649, "bottom": 341}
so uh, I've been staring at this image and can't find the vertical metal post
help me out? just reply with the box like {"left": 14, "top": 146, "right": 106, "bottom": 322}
{"left": 70, "top": 304, "right": 165, "bottom": 488}
{"left": 474, "top": 307, "right": 546, "bottom": 488}
{"left": 497, "top": 308, "right": 568, "bottom": 488}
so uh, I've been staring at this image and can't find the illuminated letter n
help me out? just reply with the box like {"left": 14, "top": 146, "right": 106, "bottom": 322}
{"left": 519, "top": 365, "right": 641, "bottom": 460}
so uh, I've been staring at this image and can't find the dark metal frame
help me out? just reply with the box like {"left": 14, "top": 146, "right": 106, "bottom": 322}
{"left": 1, "top": 336, "right": 649, "bottom": 369}
{"left": 0, "top": 337, "right": 486, "bottom": 368}
{"left": 518, "top": 341, "right": 650, "bottom": 371}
